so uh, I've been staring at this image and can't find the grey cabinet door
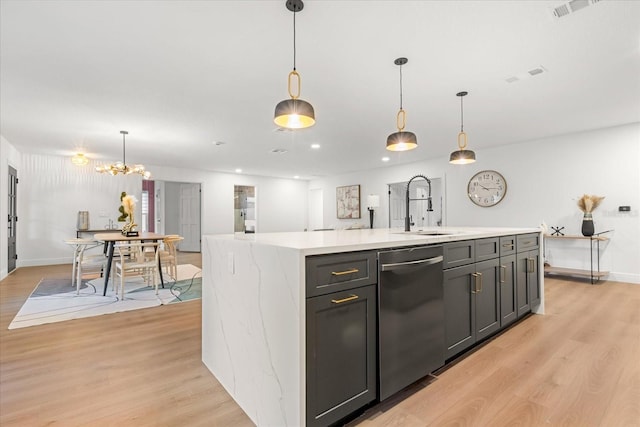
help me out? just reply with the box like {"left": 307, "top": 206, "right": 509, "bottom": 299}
{"left": 528, "top": 250, "right": 541, "bottom": 307}
{"left": 306, "top": 285, "right": 377, "bottom": 427}
{"left": 516, "top": 251, "right": 532, "bottom": 317}
{"left": 474, "top": 258, "right": 500, "bottom": 341}
{"left": 500, "top": 254, "right": 517, "bottom": 327}
{"left": 443, "top": 264, "right": 476, "bottom": 359}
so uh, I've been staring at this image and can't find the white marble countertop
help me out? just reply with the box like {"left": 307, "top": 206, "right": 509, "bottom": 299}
{"left": 206, "top": 226, "right": 541, "bottom": 256}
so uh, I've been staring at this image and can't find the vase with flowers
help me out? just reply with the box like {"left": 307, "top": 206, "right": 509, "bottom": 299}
{"left": 119, "top": 192, "right": 139, "bottom": 236}
{"left": 577, "top": 194, "right": 604, "bottom": 237}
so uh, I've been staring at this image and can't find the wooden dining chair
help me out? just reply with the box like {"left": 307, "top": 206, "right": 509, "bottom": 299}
{"left": 160, "top": 235, "right": 184, "bottom": 281}
{"left": 65, "top": 238, "right": 106, "bottom": 294}
{"left": 114, "top": 241, "right": 161, "bottom": 301}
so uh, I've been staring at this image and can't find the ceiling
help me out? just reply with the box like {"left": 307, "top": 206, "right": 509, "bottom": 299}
{"left": 1, "top": 0, "right": 639, "bottom": 180}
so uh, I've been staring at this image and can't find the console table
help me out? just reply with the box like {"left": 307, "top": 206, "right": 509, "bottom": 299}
{"left": 544, "top": 230, "right": 612, "bottom": 284}
{"left": 76, "top": 229, "right": 120, "bottom": 238}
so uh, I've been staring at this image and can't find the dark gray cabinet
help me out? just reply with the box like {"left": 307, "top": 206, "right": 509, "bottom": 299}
{"left": 306, "top": 251, "right": 377, "bottom": 427}
{"left": 306, "top": 285, "right": 377, "bottom": 427}
{"left": 499, "top": 254, "right": 517, "bottom": 327}
{"left": 517, "top": 250, "right": 540, "bottom": 317}
{"left": 443, "top": 264, "right": 476, "bottom": 359}
{"left": 443, "top": 239, "right": 500, "bottom": 360}
{"left": 516, "top": 233, "right": 540, "bottom": 318}
{"left": 474, "top": 258, "right": 500, "bottom": 341}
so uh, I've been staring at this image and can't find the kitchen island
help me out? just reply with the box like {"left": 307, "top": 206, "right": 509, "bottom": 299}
{"left": 202, "top": 227, "right": 543, "bottom": 427}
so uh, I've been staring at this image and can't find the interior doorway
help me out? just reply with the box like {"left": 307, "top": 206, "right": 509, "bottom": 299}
{"left": 234, "top": 185, "right": 256, "bottom": 233}
{"left": 7, "top": 166, "right": 17, "bottom": 273}
{"left": 388, "top": 177, "right": 444, "bottom": 229}
{"left": 154, "top": 180, "right": 202, "bottom": 252}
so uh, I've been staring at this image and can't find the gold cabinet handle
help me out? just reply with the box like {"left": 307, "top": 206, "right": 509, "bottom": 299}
{"left": 500, "top": 265, "right": 506, "bottom": 283}
{"left": 528, "top": 258, "right": 535, "bottom": 273}
{"left": 331, "top": 294, "right": 359, "bottom": 304}
{"left": 471, "top": 273, "right": 479, "bottom": 294}
{"left": 331, "top": 268, "right": 359, "bottom": 276}
{"left": 477, "top": 272, "right": 483, "bottom": 293}
{"left": 502, "top": 243, "right": 514, "bottom": 248}
{"left": 522, "top": 240, "right": 532, "bottom": 245}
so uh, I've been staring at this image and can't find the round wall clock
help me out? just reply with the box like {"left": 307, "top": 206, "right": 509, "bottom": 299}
{"left": 467, "top": 170, "right": 507, "bottom": 207}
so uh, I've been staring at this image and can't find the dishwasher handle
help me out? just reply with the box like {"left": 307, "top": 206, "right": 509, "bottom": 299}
{"left": 380, "top": 255, "right": 443, "bottom": 272}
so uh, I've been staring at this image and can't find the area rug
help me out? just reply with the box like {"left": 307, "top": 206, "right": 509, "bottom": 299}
{"left": 8, "top": 264, "right": 201, "bottom": 330}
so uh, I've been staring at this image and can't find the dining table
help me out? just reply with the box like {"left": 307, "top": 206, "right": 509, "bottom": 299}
{"left": 93, "top": 232, "right": 167, "bottom": 296}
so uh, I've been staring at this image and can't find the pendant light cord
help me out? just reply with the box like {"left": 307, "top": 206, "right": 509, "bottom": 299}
{"left": 460, "top": 95, "right": 464, "bottom": 132}
{"left": 122, "top": 132, "right": 126, "bottom": 166}
{"left": 292, "top": 9, "right": 297, "bottom": 71}
{"left": 399, "top": 64, "right": 403, "bottom": 110}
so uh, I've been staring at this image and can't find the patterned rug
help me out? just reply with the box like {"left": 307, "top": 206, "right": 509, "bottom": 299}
{"left": 8, "top": 264, "right": 201, "bottom": 330}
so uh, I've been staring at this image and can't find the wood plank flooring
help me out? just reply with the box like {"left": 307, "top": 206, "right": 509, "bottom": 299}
{"left": 1, "top": 258, "right": 638, "bottom": 426}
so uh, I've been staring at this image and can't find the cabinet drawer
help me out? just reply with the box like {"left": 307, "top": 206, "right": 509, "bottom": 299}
{"left": 443, "top": 241, "right": 475, "bottom": 269}
{"left": 499, "top": 235, "right": 516, "bottom": 256}
{"left": 306, "top": 251, "right": 377, "bottom": 297}
{"left": 517, "top": 233, "right": 540, "bottom": 252}
{"left": 475, "top": 238, "right": 499, "bottom": 262}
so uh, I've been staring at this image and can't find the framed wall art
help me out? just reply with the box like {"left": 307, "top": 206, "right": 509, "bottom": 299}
{"left": 336, "top": 185, "right": 361, "bottom": 219}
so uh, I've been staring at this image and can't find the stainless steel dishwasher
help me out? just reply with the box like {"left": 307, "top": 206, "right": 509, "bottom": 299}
{"left": 378, "top": 245, "right": 445, "bottom": 401}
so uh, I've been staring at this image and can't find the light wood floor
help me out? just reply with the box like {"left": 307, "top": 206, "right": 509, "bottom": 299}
{"left": 1, "top": 258, "right": 638, "bottom": 426}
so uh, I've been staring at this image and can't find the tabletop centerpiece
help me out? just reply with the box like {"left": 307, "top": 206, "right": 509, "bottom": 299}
{"left": 577, "top": 194, "right": 604, "bottom": 237}
{"left": 119, "top": 192, "right": 139, "bottom": 236}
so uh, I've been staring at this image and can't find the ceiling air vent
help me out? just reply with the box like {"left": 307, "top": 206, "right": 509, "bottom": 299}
{"left": 505, "top": 65, "right": 548, "bottom": 84}
{"left": 270, "top": 148, "right": 288, "bottom": 154}
{"left": 552, "top": 0, "right": 601, "bottom": 19}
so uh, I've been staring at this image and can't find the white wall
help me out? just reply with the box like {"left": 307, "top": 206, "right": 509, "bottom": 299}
{"left": 148, "top": 164, "right": 309, "bottom": 235}
{"left": 2, "top": 124, "right": 637, "bottom": 282}
{"left": 310, "top": 123, "right": 640, "bottom": 283}
{"left": 0, "top": 142, "right": 308, "bottom": 279}
{"left": 13, "top": 153, "right": 142, "bottom": 268}
{"left": 164, "top": 181, "right": 182, "bottom": 236}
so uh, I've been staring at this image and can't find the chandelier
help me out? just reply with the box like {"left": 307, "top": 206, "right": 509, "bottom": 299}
{"left": 96, "top": 131, "right": 151, "bottom": 179}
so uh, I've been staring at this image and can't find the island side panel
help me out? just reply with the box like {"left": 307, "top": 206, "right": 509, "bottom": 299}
{"left": 533, "top": 232, "right": 545, "bottom": 314}
{"left": 202, "top": 235, "right": 305, "bottom": 426}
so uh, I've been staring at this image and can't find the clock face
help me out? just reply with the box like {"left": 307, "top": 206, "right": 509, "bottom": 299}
{"left": 467, "top": 170, "right": 507, "bottom": 207}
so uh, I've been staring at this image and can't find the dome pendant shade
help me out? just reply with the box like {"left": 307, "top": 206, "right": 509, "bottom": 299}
{"left": 386, "top": 131, "right": 418, "bottom": 152}
{"left": 449, "top": 149, "right": 476, "bottom": 164}
{"left": 274, "top": 98, "right": 315, "bottom": 129}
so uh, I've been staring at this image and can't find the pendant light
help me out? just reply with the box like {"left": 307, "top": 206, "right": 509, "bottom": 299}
{"left": 71, "top": 153, "right": 89, "bottom": 166}
{"left": 274, "top": 0, "right": 315, "bottom": 129}
{"left": 386, "top": 57, "right": 417, "bottom": 152}
{"left": 96, "top": 131, "right": 151, "bottom": 179}
{"left": 449, "top": 91, "right": 476, "bottom": 164}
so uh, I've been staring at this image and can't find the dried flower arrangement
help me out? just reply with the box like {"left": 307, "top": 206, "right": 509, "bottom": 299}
{"left": 577, "top": 194, "right": 605, "bottom": 213}
{"left": 118, "top": 191, "right": 138, "bottom": 235}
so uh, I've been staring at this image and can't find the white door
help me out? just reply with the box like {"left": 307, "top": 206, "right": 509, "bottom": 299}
{"left": 179, "top": 183, "right": 201, "bottom": 252}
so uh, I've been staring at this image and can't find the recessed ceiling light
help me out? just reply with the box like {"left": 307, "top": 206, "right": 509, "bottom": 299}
{"left": 311, "top": 144, "right": 320, "bottom": 149}
{"left": 382, "top": 157, "right": 390, "bottom": 162}
{"left": 294, "top": 175, "right": 300, "bottom": 179}
{"left": 235, "top": 168, "right": 242, "bottom": 173}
